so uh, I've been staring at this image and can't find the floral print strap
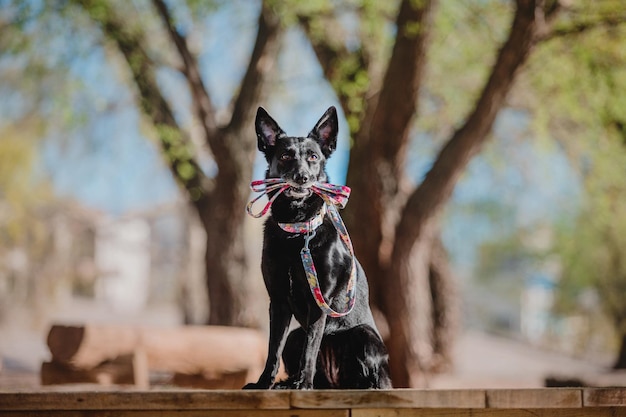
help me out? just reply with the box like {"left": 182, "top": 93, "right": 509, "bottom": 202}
{"left": 300, "top": 202, "right": 357, "bottom": 318}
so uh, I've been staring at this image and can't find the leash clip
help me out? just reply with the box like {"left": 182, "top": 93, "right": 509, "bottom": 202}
{"left": 303, "top": 228, "right": 316, "bottom": 250}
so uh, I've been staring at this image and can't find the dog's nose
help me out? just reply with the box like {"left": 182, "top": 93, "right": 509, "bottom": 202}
{"left": 293, "top": 172, "right": 309, "bottom": 185}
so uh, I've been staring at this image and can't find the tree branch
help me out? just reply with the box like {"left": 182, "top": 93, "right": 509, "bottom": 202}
{"left": 298, "top": 10, "right": 369, "bottom": 133}
{"left": 226, "top": 1, "right": 282, "bottom": 135}
{"left": 394, "top": 0, "right": 539, "bottom": 260}
{"left": 151, "top": 0, "right": 219, "bottom": 150}
{"left": 72, "top": 0, "right": 212, "bottom": 208}
{"left": 369, "top": 0, "right": 435, "bottom": 167}
{"left": 538, "top": 13, "right": 626, "bottom": 42}
{"left": 298, "top": 9, "right": 349, "bottom": 84}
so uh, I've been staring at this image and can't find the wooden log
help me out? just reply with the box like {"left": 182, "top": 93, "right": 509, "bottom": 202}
{"left": 40, "top": 357, "right": 250, "bottom": 389}
{"left": 546, "top": 371, "right": 626, "bottom": 388}
{"left": 138, "top": 325, "right": 266, "bottom": 378}
{"left": 40, "top": 357, "right": 136, "bottom": 386}
{"left": 45, "top": 324, "right": 266, "bottom": 385}
{"left": 47, "top": 324, "right": 139, "bottom": 369}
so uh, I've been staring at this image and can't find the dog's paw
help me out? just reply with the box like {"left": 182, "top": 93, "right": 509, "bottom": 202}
{"left": 272, "top": 378, "right": 313, "bottom": 390}
{"left": 271, "top": 381, "right": 292, "bottom": 390}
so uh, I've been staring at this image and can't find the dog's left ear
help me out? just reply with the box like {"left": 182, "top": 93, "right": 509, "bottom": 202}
{"left": 308, "top": 106, "right": 338, "bottom": 157}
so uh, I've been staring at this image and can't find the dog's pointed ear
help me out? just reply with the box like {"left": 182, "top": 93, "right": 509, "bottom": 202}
{"left": 256, "top": 107, "right": 284, "bottom": 154}
{"left": 308, "top": 106, "right": 338, "bottom": 157}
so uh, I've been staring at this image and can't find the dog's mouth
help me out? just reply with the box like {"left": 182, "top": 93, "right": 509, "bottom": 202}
{"left": 284, "top": 185, "right": 312, "bottom": 199}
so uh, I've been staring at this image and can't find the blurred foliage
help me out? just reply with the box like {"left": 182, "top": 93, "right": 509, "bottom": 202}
{"left": 0, "top": 120, "right": 53, "bottom": 246}
{"left": 418, "top": 0, "right": 513, "bottom": 142}
{"left": 522, "top": 0, "right": 626, "bottom": 347}
{"left": 439, "top": 0, "right": 626, "bottom": 345}
{"left": 553, "top": 138, "right": 626, "bottom": 325}
{"left": 0, "top": 0, "right": 95, "bottom": 316}
{"left": 0, "top": 1, "right": 69, "bottom": 249}
{"left": 476, "top": 230, "right": 542, "bottom": 287}
{"left": 0, "top": 119, "right": 58, "bottom": 318}
{"left": 525, "top": 0, "right": 626, "bottom": 147}
{"left": 268, "top": 0, "right": 396, "bottom": 135}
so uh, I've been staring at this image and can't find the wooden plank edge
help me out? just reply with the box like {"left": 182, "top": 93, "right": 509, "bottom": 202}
{"left": 0, "top": 411, "right": 349, "bottom": 417}
{"left": 3, "top": 388, "right": 626, "bottom": 412}
{"left": 486, "top": 388, "right": 582, "bottom": 409}
{"left": 0, "top": 390, "right": 290, "bottom": 411}
{"left": 352, "top": 408, "right": 626, "bottom": 417}
{"left": 290, "top": 389, "right": 486, "bottom": 409}
{"left": 584, "top": 387, "right": 626, "bottom": 407}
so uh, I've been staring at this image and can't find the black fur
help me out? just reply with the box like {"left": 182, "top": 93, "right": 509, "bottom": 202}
{"left": 244, "top": 106, "right": 392, "bottom": 390}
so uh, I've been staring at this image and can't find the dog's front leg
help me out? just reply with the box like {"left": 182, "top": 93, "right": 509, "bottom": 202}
{"left": 294, "top": 313, "right": 327, "bottom": 389}
{"left": 243, "top": 300, "right": 291, "bottom": 389}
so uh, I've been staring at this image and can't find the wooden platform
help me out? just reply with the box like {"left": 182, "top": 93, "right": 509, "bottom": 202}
{"left": 1, "top": 388, "right": 625, "bottom": 416}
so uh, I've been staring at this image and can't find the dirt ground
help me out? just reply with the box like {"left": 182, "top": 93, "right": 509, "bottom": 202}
{"left": 428, "top": 330, "right": 620, "bottom": 388}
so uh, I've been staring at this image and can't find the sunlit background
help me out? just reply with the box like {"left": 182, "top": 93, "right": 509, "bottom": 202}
{"left": 1, "top": 0, "right": 625, "bottom": 389}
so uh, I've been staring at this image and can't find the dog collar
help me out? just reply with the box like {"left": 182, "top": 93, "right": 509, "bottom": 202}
{"left": 277, "top": 205, "right": 327, "bottom": 234}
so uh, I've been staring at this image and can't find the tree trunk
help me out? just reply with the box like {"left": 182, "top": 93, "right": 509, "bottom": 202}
{"left": 383, "top": 219, "right": 438, "bottom": 387}
{"left": 375, "top": 223, "right": 458, "bottom": 385}
{"left": 343, "top": 0, "right": 436, "bottom": 321}
{"left": 428, "top": 233, "right": 458, "bottom": 372}
{"left": 613, "top": 332, "right": 626, "bottom": 369}
{"left": 200, "top": 164, "right": 252, "bottom": 325}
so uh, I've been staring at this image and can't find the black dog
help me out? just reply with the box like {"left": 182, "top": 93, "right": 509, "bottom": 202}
{"left": 244, "top": 106, "right": 391, "bottom": 389}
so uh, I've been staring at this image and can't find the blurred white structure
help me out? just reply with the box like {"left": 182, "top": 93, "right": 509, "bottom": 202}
{"left": 95, "top": 218, "right": 151, "bottom": 313}
{"left": 520, "top": 273, "right": 555, "bottom": 344}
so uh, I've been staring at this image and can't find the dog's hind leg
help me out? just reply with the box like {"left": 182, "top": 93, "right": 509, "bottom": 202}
{"left": 281, "top": 327, "right": 305, "bottom": 379}
{"left": 276, "top": 315, "right": 328, "bottom": 389}
{"left": 280, "top": 327, "right": 333, "bottom": 389}
{"left": 319, "top": 324, "right": 392, "bottom": 389}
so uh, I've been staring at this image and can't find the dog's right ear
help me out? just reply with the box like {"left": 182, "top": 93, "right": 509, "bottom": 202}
{"left": 256, "top": 107, "right": 284, "bottom": 154}
{"left": 309, "top": 106, "right": 338, "bottom": 157}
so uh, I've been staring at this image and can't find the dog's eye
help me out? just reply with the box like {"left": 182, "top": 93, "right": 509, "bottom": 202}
{"left": 307, "top": 153, "right": 319, "bottom": 162}
{"left": 280, "top": 153, "right": 293, "bottom": 161}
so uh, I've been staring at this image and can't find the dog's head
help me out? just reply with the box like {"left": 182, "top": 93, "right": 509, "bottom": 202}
{"left": 255, "top": 106, "right": 338, "bottom": 200}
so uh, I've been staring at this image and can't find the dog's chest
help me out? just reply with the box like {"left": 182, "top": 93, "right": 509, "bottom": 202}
{"left": 286, "top": 264, "right": 314, "bottom": 317}
{"left": 268, "top": 230, "right": 349, "bottom": 316}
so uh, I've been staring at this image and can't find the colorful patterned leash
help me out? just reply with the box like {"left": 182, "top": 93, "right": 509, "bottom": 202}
{"left": 246, "top": 178, "right": 290, "bottom": 218}
{"left": 246, "top": 179, "right": 357, "bottom": 317}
